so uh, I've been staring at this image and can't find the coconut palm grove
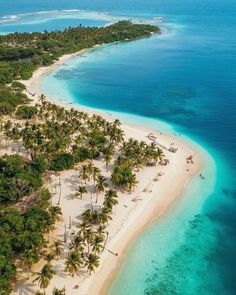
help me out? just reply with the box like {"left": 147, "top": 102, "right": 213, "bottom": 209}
{"left": 0, "top": 21, "right": 164, "bottom": 294}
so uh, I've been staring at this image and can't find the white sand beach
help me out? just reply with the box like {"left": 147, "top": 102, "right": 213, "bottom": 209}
{"left": 12, "top": 50, "right": 202, "bottom": 295}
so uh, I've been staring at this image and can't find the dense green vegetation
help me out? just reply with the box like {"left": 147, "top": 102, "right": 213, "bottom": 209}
{"left": 0, "top": 188, "right": 56, "bottom": 294}
{"left": 15, "top": 105, "right": 38, "bottom": 119}
{"left": 0, "top": 87, "right": 29, "bottom": 115}
{"left": 0, "top": 21, "right": 162, "bottom": 294}
{"left": 0, "top": 96, "right": 164, "bottom": 294}
{"left": 0, "top": 21, "right": 159, "bottom": 67}
{"left": 48, "top": 152, "right": 75, "bottom": 171}
{"left": 0, "top": 154, "right": 43, "bottom": 203}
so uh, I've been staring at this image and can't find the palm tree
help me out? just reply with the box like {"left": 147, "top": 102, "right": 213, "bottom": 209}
{"left": 79, "top": 165, "right": 89, "bottom": 184}
{"left": 113, "top": 119, "right": 121, "bottom": 127}
{"left": 9, "top": 123, "right": 22, "bottom": 152}
{"left": 103, "top": 144, "right": 114, "bottom": 171}
{"left": 104, "top": 151, "right": 113, "bottom": 172}
{"left": 91, "top": 166, "right": 101, "bottom": 199}
{"left": 96, "top": 225, "right": 106, "bottom": 235}
{"left": 3, "top": 120, "right": 12, "bottom": 149}
{"left": 96, "top": 225, "right": 109, "bottom": 251}
{"left": 50, "top": 240, "right": 64, "bottom": 260}
{"left": 113, "top": 128, "right": 124, "bottom": 144}
{"left": 92, "top": 167, "right": 101, "bottom": 184}
{"left": 111, "top": 162, "right": 137, "bottom": 191}
{"left": 22, "top": 249, "right": 37, "bottom": 279}
{"left": 64, "top": 250, "right": 83, "bottom": 277}
{"left": 95, "top": 175, "right": 108, "bottom": 203}
{"left": 82, "top": 226, "right": 94, "bottom": 253}
{"left": 78, "top": 222, "right": 91, "bottom": 238}
{"left": 156, "top": 147, "right": 164, "bottom": 163}
{"left": 48, "top": 206, "right": 62, "bottom": 223}
{"left": 99, "top": 207, "right": 112, "bottom": 225}
{"left": 75, "top": 185, "right": 87, "bottom": 199}
{"left": 91, "top": 234, "right": 104, "bottom": 254}
{"left": 103, "top": 189, "right": 118, "bottom": 211}
{"left": 39, "top": 94, "right": 46, "bottom": 104}
{"left": 84, "top": 253, "right": 100, "bottom": 275}
{"left": 127, "top": 173, "right": 138, "bottom": 192}
{"left": 45, "top": 252, "right": 56, "bottom": 263}
{"left": 44, "top": 222, "right": 56, "bottom": 241}
{"left": 70, "top": 234, "right": 84, "bottom": 252}
{"left": 87, "top": 162, "right": 94, "bottom": 180}
{"left": 81, "top": 209, "right": 93, "bottom": 225}
{"left": 52, "top": 287, "right": 66, "bottom": 295}
{"left": 33, "top": 263, "right": 56, "bottom": 295}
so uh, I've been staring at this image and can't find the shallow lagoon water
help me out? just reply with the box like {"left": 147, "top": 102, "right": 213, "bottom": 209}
{"left": 1, "top": 0, "right": 236, "bottom": 294}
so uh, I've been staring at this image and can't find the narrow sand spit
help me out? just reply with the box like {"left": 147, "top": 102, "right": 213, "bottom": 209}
{"left": 13, "top": 50, "right": 202, "bottom": 295}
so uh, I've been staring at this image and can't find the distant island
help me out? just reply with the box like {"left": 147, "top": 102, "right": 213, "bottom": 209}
{"left": 0, "top": 20, "right": 160, "bottom": 116}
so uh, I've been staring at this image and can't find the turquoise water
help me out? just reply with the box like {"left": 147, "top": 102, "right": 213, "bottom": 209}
{"left": 1, "top": 1, "right": 236, "bottom": 294}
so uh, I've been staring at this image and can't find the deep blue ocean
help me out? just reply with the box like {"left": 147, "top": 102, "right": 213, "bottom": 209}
{"left": 1, "top": 1, "right": 236, "bottom": 294}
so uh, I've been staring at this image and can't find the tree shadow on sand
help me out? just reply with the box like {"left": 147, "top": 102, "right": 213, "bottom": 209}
{"left": 14, "top": 279, "right": 36, "bottom": 295}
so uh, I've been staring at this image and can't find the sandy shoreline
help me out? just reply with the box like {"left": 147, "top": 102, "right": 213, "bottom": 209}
{"left": 23, "top": 46, "right": 98, "bottom": 94}
{"left": 15, "top": 49, "right": 203, "bottom": 295}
